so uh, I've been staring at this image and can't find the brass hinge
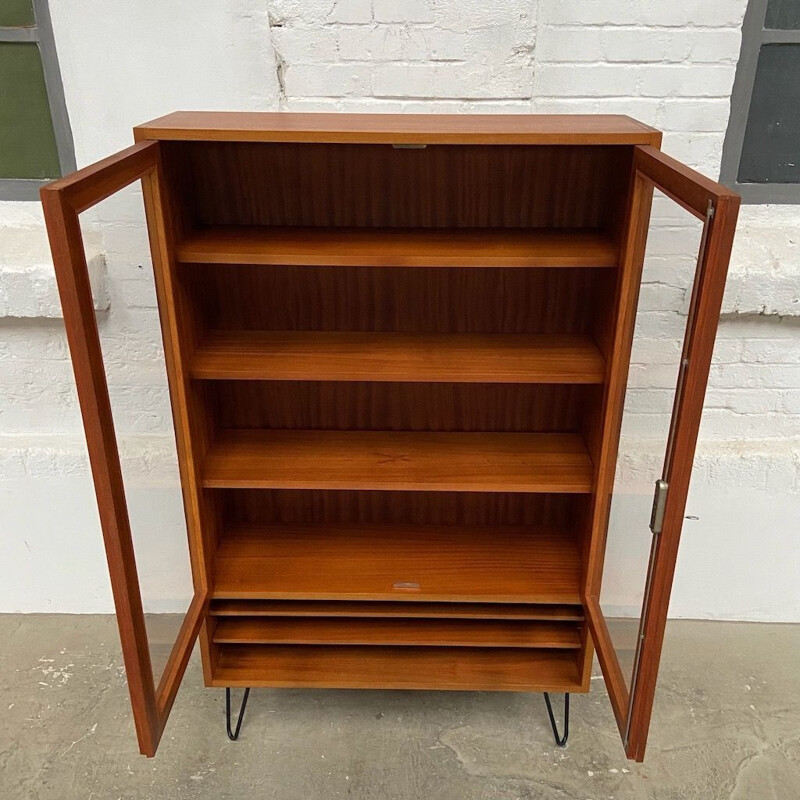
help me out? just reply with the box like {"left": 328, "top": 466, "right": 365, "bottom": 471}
{"left": 649, "top": 479, "right": 668, "bottom": 535}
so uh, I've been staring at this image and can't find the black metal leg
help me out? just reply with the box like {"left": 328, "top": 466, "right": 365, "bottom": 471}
{"left": 226, "top": 687, "right": 250, "bottom": 741}
{"left": 543, "top": 692, "right": 569, "bottom": 747}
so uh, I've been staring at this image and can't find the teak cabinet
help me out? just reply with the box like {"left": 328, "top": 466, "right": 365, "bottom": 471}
{"left": 41, "top": 113, "right": 739, "bottom": 761}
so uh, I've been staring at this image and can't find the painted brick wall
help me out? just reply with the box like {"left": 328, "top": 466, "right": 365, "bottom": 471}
{"left": 1, "top": 0, "right": 798, "bottom": 619}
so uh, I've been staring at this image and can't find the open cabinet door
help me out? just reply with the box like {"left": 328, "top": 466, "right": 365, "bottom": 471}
{"left": 41, "top": 142, "right": 207, "bottom": 757}
{"left": 586, "top": 145, "right": 740, "bottom": 761}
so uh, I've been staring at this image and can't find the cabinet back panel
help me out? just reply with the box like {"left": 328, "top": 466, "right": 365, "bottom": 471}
{"left": 212, "top": 381, "right": 585, "bottom": 433}
{"left": 168, "top": 142, "right": 630, "bottom": 230}
{"left": 185, "top": 265, "right": 609, "bottom": 334}
{"left": 218, "top": 489, "right": 586, "bottom": 530}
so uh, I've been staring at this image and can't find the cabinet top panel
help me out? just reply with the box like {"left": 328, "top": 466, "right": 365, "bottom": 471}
{"left": 134, "top": 112, "right": 661, "bottom": 145}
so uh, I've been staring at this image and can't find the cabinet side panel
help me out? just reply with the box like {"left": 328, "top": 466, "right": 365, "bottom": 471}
{"left": 142, "top": 146, "right": 221, "bottom": 684}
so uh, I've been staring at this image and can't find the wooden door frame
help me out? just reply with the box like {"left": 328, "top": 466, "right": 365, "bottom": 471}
{"left": 40, "top": 141, "right": 207, "bottom": 757}
{"left": 585, "top": 145, "right": 740, "bottom": 761}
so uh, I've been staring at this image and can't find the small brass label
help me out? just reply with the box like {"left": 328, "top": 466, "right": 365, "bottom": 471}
{"left": 392, "top": 581, "right": 421, "bottom": 590}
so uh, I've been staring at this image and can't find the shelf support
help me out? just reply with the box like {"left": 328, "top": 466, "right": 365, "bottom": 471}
{"left": 225, "top": 687, "right": 251, "bottom": 741}
{"left": 543, "top": 692, "right": 569, "bottom": 747}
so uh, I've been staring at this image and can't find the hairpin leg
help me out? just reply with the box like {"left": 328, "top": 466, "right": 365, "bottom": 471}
{"left": 543, "top": 692, "right": 569, "bottom": 747}
{"left": 226, "top": 687, "right": 250, "bottom": 741}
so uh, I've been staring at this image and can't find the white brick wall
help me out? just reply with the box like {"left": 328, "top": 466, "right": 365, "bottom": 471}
{"left": 1, "top": 0, "right": 798, "bottom": 620}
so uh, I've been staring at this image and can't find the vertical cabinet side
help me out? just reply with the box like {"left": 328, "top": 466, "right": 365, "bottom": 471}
{"left": 140, "top": 141, "right": 220, "bottom": 684}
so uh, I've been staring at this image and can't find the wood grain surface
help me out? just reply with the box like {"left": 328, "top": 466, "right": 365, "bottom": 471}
{"left": 202, "top": 429, "right": 594, "bottom": 492}
{"left": 212, "top": 617, "right": 582, "bottom": 649}
{"left": 178, "top": 226, "right": 618, "bottom": 268}
{"left": 211, "top": 644, "right": 584, "bottom": 691}
{"left": 190, "top": 331, "right": 606, "bottom": 383}
{"left": 136, "top": 111, "right": 659, "bottom": 145}
{"left": 213, "top": 524, "right": 581, "bottom": 603}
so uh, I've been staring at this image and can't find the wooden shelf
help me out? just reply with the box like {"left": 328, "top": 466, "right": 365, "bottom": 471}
{"left": 177, "top": 226, "right": 618, "bottom": 268}
{"left": 211, "top": 645, "right": 584, "bottom": 691}
{"left": 209, "top": 600, "right": 585, "bottom": 621}
{"left": 212, "top": 525, "right": 581, "bottom": 603}
{"left": 190, "top": 331, "right": 606, "bottom": 384}
{"left": 202, "top": 430, "right": 594, "bottom": 493}
{"left": 213, "top": 617, "right": 581, "bottom": 649}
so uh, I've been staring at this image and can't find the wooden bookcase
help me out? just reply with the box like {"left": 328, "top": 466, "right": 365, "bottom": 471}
{"left": 41, "top": 113, "right": 739, "bottom": 760}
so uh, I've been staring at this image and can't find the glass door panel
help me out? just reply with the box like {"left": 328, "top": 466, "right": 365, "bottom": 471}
{"left": 41, "top": 142, "right": 206, "bottom": 757}
{"left": 587, "top": 145, "right": 740, "bottom": 761}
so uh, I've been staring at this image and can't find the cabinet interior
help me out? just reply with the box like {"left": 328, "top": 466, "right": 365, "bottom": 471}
{"left": 157, "top": 140, "right": 634, "bottom": 691}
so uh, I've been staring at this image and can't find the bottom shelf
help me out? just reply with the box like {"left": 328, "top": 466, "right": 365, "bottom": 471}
{"left": 210, "top": 645, "right": 585, "bottom": 692}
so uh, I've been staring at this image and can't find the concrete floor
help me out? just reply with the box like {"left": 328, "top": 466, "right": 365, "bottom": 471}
{"left": 1, "top": 617, "right": 798, "bottom": 799}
